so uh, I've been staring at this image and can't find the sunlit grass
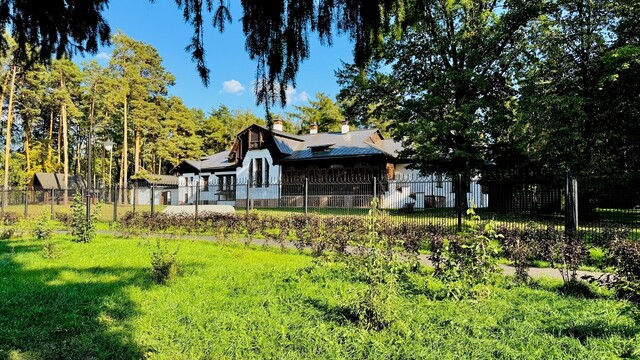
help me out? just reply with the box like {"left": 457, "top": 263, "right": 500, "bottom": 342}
{"left": 0, "top": 233, "right": 638, "bottom": 359}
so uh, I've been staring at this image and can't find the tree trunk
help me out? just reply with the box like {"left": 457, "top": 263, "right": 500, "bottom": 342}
{"left": 57, "top": 113, "right": 62, "bottom": 168}
{"left": 122, "top": 95, "right": 128, "bottom": 204}
{"left": 134, "top": 125, "right": 141, "bottom": 174}
{"left": 47, "top": 111, "right": 54, "bottom": 170}
{"left": 0, "top": 69, "right": 10, "bottom": 208}
{"left": 62, "top": 87, "right": 69, "bottom": 204}
{"left": 119, "top": 150, "right": 124, "bottom": 204}
{"left": 3, "top": 66, "right": 17, "bottom": 206}
{"left": 24, "top": 118, "right": 30, "bottom": 172}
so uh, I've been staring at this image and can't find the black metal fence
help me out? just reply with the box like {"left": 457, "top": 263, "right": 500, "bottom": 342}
{"left": 4, "top": 173, "right": 640, "bottom": 239}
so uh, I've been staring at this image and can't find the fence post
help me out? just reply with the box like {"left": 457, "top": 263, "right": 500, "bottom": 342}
{"left": 150, "top": 185, "right": 155, "bottom": 216}
{"left": 113, "top": 185, "right": 118, "bottom": 222}
{"left": 24, "top": 186, "right": 28, "bottom": 219}
{"left": 457, "top": 173, "right": 463, "bottom": 232}
{"left": 304, "top": 177, "right": 308, "bottom": 215}
{"left": 195, "top": 183, "right": 200, "bottom": 224}
{"left": 50, "top": 189, "right": 55, "bottom": 220}
{"left": 245, "top": 180, "right": 250, "bottom": 215}
{"left": 132, "top": 185, "right": 136, "bottom": 216}
{"left": 565, "top": 170, "right": 578, "bottom": 237}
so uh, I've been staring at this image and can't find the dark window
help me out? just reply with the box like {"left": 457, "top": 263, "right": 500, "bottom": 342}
{"left": 265, "top": 160, "right": 270, "bottom": 188}
{"left": 256, "top": 158, "right": 263, "bottom": 188}
{"left": 229, "top": 175, "right": 236, "bottom": 191}
{"left": 436, "top": 174, "right": 443, "bottom": 188}
{"left": 217, "top": 176, "right": 224, "bottom": 191}
{"left": 202, "top": 176, "right": 209, "bottom": 191}
{"left": 249, "top": 130, "right": 261, "bottom": 149}
{"left": 249, "top": 159, "right": 254, "bottom": 187}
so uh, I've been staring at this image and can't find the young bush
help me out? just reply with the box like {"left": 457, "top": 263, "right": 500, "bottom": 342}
{"left": 1, "top": 212, "right": 19, "bottom": 225}
{"left": 151, "top": 240, "right": 180, "bottom": 284}
{"left": 42, "top": 241, "right": 60, "bottom": 259}
{"left": 0, "top": 227, "right": 15, "bottom": 240}
{"left": 548, "top": 234, "right": 588, "bottom": 286}
{"left": 429, "top": 208, "right": 500, "bottom": 298}
{"left": 34, "top": 211, "right": 52, "bottom": 241}
{"left": 500, "top": 226, "right": 534, "bottom": 284}
{"left": 586, "top": 236, "right": 640, "bottom": 304}
{"left": 54, "top": 212, "right": 72, "bottom": 226}
{"left": 70, "top": 193, "right": 101, "bottom": 243}
{"left": 345, "top": 198, "right": 402, "bottom": 330}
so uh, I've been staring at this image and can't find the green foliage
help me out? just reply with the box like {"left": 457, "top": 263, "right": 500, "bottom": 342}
{"left": 150, "top": 240, "right": 180, "bottom": 284}
{"left": 34, "top": 211, "right": 52, "bottom": 241}
{"left": 1, "top": 212, "right": 19, "bottom": 225}
{"left": 428, "top": 208, "right": 501, "bottom": 298}
{"left": 288, "top": 92, "right": 343, "bottom": 134}
{"left": 42, "top": 240, "right": 59, "bottom": 260}
{"left": 344, "top": 198, "right": 403, "bottom": 330}
{"left": 0, "top": 226, "right": 15, "bottom": 240}
{"left": 70, "top": 193, "right": 100, "bottom": 243}
{"left": 1, "top": 234, "right": 637, "bottom": 359}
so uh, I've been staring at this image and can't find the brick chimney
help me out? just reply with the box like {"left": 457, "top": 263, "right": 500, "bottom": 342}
{"left": 310, "top": 122, "right": 318, "bottom": 134}
{"left": 341, "top": 118, "right": 350, "bottom": 134}
{"left": 273, "top": 118, "right": 283, "bottom": 132}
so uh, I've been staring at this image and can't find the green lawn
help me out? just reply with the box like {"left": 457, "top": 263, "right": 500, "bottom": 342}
{"left": 1, "top": 233, "right": 638, "bottom": 359}
{"left": 2, "top": 204, "right": 167, "bottom": 222}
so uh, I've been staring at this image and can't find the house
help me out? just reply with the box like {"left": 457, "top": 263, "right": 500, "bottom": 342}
{"left": 170, "top": 119, "right": 487, "bottom": 209}
{"left": 130, "top": 173, "right": 180, "bottom": 206}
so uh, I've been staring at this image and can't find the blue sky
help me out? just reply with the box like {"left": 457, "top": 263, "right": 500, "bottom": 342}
{"left": 87, "top": 0, "right": 355, "bottom": 118}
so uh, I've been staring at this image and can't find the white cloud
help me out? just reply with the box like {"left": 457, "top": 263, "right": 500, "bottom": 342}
{"left": 284, "top": 86, "right": 310, "bottom": 103}
{"left": 95, "top": 52, "right": 110, "bottom": 61}
{"left": 297, "top": 91, "right": 310, "bottom": 102}
{"left": 252, "top": 79, "right": 310, "bottom": 104}
{"left": 222, "top": 79, "right": 245, "bottom": 94}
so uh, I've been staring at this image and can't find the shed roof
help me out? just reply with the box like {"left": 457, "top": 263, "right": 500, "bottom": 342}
{"left": 31, "top": 173, "right": 85, "bottom": 190}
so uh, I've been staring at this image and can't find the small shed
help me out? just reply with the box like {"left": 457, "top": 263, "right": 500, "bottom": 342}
{"left": 131, "top": 173, "right": 180, "bottom": 206}
{"left": 29, "top": 173, "right": 85, "bottom": 190}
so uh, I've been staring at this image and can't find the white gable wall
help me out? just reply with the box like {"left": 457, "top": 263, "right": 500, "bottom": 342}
{"left": 236, "top": 149, "right": 281, "bottom": 200}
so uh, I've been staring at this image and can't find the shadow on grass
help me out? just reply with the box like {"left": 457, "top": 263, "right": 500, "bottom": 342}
{"left": 302, "top": 297, "right": 358, "bottom": 326}
{"left": 0, "top": 239, "right": 146, "bottom": 359}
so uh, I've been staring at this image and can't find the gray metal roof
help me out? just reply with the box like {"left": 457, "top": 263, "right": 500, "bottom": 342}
{"left": 134, "top": 174, "right": 179, "bottom": 186}
{"left": 279, "top": 129, "right": 393, "bottom": 162}
{"left": 31, "top": 173, "right": 85, "bottom": 190}
{"left": 177, "top": 126, "right": 405, "bottom": 174}
{"left": 184, "top": 150, "right": 236, "bottom": 172}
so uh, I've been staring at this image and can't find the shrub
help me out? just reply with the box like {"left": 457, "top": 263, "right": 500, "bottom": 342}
{"left": 0, "top": 227, "right": 15, "bottom": 240}
{"left": 34, "top": 211, "right": 52, "bottom": 241}
{"left": 428, "top": 208, "right": 500, "bottom": 298}
{"left": 151, "top": 240, "right": 180, "bottom": 284}
{"left": 290, "top": 214, "right": 320, "bottom": 253}
{"left": 42, "top": 241, "right": 59, "bottom": 259}
{"left": 70, "top": 193, "right": 101, "bottom": 243}
{"left": 345, "top": 198, "right": 401, "bottom": 330}
{"left": 243, "top": 213, "right": 264, "bottom": 247}
{"left": 548, "top": 234, "right": 587, "bottom": 285}
{"left": 54, "top": 212, "right": 72, "bottom": 226}
{"left": 1, "top": 212, "right": 19, "bottom": 225}
{"left": 586, "top": 237, "right": 640, "bottom": 304}
{"left": 500, "top": 226, "right": 534, "bottom": 284}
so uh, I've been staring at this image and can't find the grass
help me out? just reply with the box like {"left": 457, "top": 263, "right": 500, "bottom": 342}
{"left": 1, "top": 232, "right": 639, "bottom": 359}
{"left": 1, "top": 204, "right": 167, "bottom": 222}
